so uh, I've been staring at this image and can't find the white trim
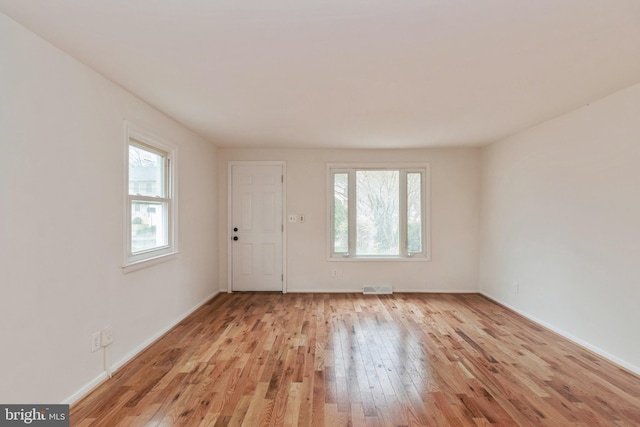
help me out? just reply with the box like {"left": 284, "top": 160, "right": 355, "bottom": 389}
{"left": 227, "top": 161, "right": 287, "bottom": 293}
{"left": 227, "top": 162, "right": 232, "bottom": 294}
{"left": 284, "top": 289, "right": 477, "bottom": 293}
{"left": 326, "top": 162, "right": 431, "bottom": 261}
{"left": 480, "top": 292, "right": 640, "bottom": 377}
{"left": 390, "top": 289, "right": 476, "bottom": 293}
{"left": 123, "top": 121, "right": 179, "bottom": 270}
{"left": 62, "top": 372, "right": 109, "bottom": 406}
{"left": 109, "top": 291, "right": 220, "bottom": 373}
{"left": 424, "top": 164, "right": 432, "bottom": 261}
{"left": 122, "top": 251, "right": 179, "bottom": 274}
{"left": 328, "top": 162, "right": 431, "bottom": 169}
{"left": 328, "top": 256, "right": 429, "bottom": 262}
{"left": 63, "top": 290, "right": 220, "bottom": 405}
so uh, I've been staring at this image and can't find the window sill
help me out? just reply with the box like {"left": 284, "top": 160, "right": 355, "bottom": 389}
{"left": 123, "top": 251, "right": 179, "bottom": 274}
{"left": 328, "top": 255, "right": 430, "bottom": 262}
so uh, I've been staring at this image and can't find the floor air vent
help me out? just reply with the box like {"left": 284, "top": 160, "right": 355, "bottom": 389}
{"left": 363, "top": 285, "right": 393, "bottom": 295}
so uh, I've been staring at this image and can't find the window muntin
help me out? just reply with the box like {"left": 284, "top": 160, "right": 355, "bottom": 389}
{"left": 125, "top": 125, "right": 177, "bottom": 268}
{"left": 329, "top": 164, "right": 429, "bottom": 260}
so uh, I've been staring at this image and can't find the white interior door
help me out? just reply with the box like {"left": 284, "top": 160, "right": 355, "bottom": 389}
{"left": 230, "top": 163, "right": 284, "bottom": 291}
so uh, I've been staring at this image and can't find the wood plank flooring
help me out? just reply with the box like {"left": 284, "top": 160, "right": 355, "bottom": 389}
{"left": 71, "top": 293, "right": 640, "bottom": 426}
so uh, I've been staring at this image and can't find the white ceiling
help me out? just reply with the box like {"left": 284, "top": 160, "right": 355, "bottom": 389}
{"left": 2, "top": 0, "right": 640, "bottom": 148}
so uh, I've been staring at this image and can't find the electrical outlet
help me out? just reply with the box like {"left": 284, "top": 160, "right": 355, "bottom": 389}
{"left": 332, "top": 269, "right": 338, "bottom": 277}
{"left": 91, "top": 332, "right": 101, "bottom": 352}
{"left": 298, "top": 214, "right": 305, "bottom": 223}
{"left": 288, "top": 214, "right": 297, "bottom": 223}
{"left": 101, "top": 327, "right": 114, "bottom": 347}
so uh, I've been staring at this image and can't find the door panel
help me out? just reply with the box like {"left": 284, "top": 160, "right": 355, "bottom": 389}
{"left": 231, "top": 164, "right": 283, "bottom": 291}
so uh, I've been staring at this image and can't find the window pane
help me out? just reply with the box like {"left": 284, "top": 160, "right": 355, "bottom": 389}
{"left": 333, "top": 173, "right": 349, "bottom": 253}
{"left": 129, "top": 145, "right": 165, "bottom": 197}
{"left": 356, "top": 170, "right": 399, "bottom": 255}
{"left": 407, "top": 172, "right": 422, "bottom": 253}
{"left": 131, "top": 201, "right": 167, "bottom": 253}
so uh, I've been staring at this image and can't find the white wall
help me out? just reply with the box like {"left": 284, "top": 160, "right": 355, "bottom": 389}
{"left": 5, "top": 2, "right": 637, "bottom": 405}
{"left": 0, "top": 13, "right": 219, "bottom": 403}
{"left": 218, "top": 148, "right": 481, "bottom": 293}
{"left": 479, "top": 84, "right": 640, "bottom": 374}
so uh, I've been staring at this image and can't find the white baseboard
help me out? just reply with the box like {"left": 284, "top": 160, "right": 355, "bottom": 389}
{"left": 285, "top": 288, "right": 362, "bottom": 293}
{"left": 285, "top": 288, "right": 478, "bottom": 293}
{"left": 480, "top": 292, "right": 640, "bottom": 377}
{"left": 62, "top": 372, "right": 109, "bottom": 406}
{"left": 394, "top": 289, "right": 478, "bottom": 293}
{"left": 110, "top": 290, "right": 220, "bottom": 373}
{"left": 63, "top": 290, "right": 221, "bottom": 405}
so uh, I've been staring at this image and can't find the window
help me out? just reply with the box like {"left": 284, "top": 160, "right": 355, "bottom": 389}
{"left": 329, "top": 164, "right": 429, "bottom": 260}
{"left": 124, "top": 123, "right": 177, "bottom": 269}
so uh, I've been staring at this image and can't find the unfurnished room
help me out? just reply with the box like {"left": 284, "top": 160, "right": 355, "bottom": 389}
{"left": 1, "top": 1, "right": 639, "bottom": 426}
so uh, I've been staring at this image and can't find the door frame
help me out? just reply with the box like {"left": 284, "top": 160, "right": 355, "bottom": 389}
{"left": 227, "top": 161, "right": 287, "bottom": 293}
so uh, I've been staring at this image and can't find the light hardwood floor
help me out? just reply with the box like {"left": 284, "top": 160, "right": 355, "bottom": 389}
{"left": 71, "top": 293, "right": 640, "bottom": 426}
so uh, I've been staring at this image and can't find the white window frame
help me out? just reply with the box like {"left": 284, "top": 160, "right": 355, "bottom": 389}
{"left": 123, "top": 122, "right": 178, "bottom": 273}
{"left": 327, "top": 163, "right": 430, "bottom": 261}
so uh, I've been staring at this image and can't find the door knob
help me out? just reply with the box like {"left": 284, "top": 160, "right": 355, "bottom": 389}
{"left": 233, "top": 227, "right": 238, "bottom": 232}
{"left": 233, "top": 236, "right": 238, "bottom": 241}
